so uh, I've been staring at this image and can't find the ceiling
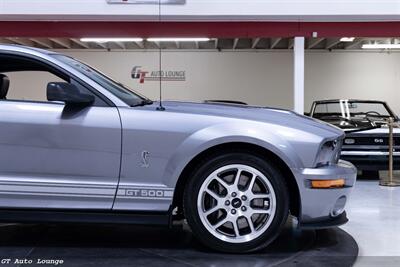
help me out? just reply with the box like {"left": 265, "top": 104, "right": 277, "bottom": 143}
{"left": 0, "top": 37, "right": 396, "bottom": 50}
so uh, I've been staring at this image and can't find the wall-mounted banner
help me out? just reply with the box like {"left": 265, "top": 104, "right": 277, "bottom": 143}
{"left": 106, "top": 0, "right": 185, "bottom": 5}
{"left": 131, "top": 66, "right": 186, "bottom": 84}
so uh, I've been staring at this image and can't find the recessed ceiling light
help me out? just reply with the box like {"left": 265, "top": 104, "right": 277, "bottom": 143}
{"left": 147, "top": 38, "right": 210, "bottom": 42}
{"left": 80, "top": 38, "right": 143, "bottom": 43}
{"left": 340, "top": 37, "right": 355, "bottom": 42}
{"left": 362, "top": 43, "right": 400, "bottom": 49}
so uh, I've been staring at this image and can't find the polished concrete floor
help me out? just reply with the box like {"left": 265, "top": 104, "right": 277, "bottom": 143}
{"left": 341, "top": 179, "right": 400, "bottom": 266}
{"left": 0, "top": 222, "right": 358, "bottom": 267}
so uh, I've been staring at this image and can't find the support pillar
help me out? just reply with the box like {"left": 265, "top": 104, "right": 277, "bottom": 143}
{"left": 293, "top": 36, "right": 305, "bottom": 114}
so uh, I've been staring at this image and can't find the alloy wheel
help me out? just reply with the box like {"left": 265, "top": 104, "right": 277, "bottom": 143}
{"left": 197, "top": 164, "right": 277, "bottom": 243}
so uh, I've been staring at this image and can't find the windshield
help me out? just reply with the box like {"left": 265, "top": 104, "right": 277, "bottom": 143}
{"left": 52, "top": 54, "right": 150, "bottom": 106}
{"left": 313, "top": 101, "right": 393, "bottom": 119}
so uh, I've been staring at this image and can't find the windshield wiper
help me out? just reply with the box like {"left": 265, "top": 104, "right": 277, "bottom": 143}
{"left": 131, "top": 99, "right": 154, "bottom": 107}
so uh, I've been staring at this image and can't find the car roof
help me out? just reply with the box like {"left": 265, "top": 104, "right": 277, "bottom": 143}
{"left": 313, "top": 99, "right": 387, "bottom": 104}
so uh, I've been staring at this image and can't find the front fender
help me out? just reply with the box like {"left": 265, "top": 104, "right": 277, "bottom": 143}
{"left": 161, "top": 121, "right": 308, "bottom": 188}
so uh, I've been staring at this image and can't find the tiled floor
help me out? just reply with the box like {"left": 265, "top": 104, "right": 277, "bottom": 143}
{"left": 340, "top": 179, "right": 400, "bottom": 266}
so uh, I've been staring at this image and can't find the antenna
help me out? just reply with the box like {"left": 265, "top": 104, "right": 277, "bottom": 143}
{"left": 156, "top": 0, "right": 165, "bottom": 111}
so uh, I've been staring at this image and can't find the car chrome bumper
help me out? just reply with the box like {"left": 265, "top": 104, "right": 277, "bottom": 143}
{"left": 341, "top": 151, "right": 400, "bottom": 156}
{"left": 341, "top": 151, "right": 400, "bottom": 170}
{"left": 291, "top": 160, "right": 357, "bottom": 228}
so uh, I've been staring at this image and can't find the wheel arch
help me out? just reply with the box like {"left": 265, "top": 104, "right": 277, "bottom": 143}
{"left": 172, "top": 142, "right": 301, "bottom": 219}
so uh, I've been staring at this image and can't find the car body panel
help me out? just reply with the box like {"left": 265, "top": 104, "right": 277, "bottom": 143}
{"left": 0, "top": 101, "right": 121, "bottom": 209}
{"left": 292, "top": 160, "right": 356, "bottom": 222}
{"left": 113, "top": 101, "right": 345, "bottom": 212}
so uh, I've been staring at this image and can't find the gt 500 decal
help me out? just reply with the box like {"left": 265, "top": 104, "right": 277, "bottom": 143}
{"left": 120, "top": 187, "right": 174, "bottom": 200}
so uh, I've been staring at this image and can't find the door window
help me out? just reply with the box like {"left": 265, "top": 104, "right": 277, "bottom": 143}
{"left": 0, "top": 54, "right": 107, "bottom": 106}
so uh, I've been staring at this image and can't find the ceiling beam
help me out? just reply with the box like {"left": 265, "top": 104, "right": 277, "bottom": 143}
{"left": 70, "top": 38, "right": 90, "bottom": 49}
{"left": 270, "top": 38, "right": 282, "bottom": 49}
{"left": 232, "top": 38, "right": 239, "bottom": 50}
{"left": 114, "top": 42, "right": 125, "bottom": 49}
{"left": 251, "top": 38, "right": 260, "bottom": 49}
{"left": 95, "top": 42, "right": 107, "bottom": 49}
{"left": 153, "top": 41, "right": 160, "bottom": 49}
{"left": 0, "top": 38, "right": 14, "bottom": 44}
{"left": 325, "top": 38, "right": 341, "bottom": 49}
{"left": 345, "top": 38, "right": 365, "bottom": 49}
{"left": 308, "top": 38, "right": 325, "bottom": 49}
{"left": 134, "top": 41, "right": 145, "bottom": 49}
{"left": 5, "top": 21, "right": 400, "bottom": 39}
{"left": 49, "top": 38, "right": 71, "bottom": 49}
{"left": 6, "top": 37, "right": 34, "bottom": 46}
{"left": 288, "top": 38, "right": 294, "bottom": 49}
{"left": 30, "top": 38, "right": 53, "bottom": 48}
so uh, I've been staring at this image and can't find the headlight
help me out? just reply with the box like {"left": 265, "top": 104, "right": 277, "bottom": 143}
{"left": 315, "top": 139, "right": 342, "bottom": 167}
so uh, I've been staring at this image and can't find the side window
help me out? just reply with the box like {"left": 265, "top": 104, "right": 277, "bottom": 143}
{"left": 0, "top": 54, "right": 108, "bottom": 106}
{"left": 5, "top": 71, "right": 64, "bottom": 102}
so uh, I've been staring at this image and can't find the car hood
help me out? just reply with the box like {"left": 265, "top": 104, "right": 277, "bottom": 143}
{"left": 144, "top": 101, "right": 343, "bottom": 136}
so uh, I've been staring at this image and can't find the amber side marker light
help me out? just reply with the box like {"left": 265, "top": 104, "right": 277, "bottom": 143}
{"left": 311, "top": 179, "right": 345, "bottom": 189}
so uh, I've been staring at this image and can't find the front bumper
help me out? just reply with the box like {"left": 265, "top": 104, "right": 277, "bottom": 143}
{"left": 291, "top": 160, "right": 357, "bottom": 228}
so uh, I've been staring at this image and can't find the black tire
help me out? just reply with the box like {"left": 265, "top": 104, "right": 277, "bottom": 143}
{"left": 183, "top": 151, "right": 289, "bottom": 253}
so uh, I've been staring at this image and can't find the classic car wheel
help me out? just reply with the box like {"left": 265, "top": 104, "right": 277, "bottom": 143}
{"left": 183, "top": 152, "right": 289, "bottom": 253}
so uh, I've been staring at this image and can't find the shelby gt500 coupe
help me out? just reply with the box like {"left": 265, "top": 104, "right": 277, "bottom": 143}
{"left": 309, "top": 99, "right": 399, "bottom": 174}
{"left": 0, "top": 45, "right": 356, "bottom": 253}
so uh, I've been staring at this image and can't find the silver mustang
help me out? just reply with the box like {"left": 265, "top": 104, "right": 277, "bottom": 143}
{"left": 0, "top": 45, "right": 356, "bottom": 253}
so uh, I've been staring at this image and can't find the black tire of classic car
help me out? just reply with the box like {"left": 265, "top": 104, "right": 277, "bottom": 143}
{"left": 183, "top": 151, "right": 289, "bottom": 253}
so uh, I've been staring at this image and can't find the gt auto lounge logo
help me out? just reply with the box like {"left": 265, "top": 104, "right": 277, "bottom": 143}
{"left": 131, "top": 66, "right": 186, "bottom": 84}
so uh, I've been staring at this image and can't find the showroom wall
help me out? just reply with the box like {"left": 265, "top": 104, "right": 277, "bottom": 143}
{"left": 64, "top": 51, "right": 294, "bottom": 109}
{"left": 305, "top": 51, "right": 400, "bottom": 114}
{"left": 6, "top": 50, "right": 400, "bottom": 114}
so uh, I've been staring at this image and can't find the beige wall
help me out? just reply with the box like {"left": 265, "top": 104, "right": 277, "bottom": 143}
{"left": 305, "top": 52, "right": 400, "bottom": 114}
{"left": 4, "top": 50, "right": 400, "bottom": 114}
{"left": 64, "top": 51, "right": 294, "bottom": 109}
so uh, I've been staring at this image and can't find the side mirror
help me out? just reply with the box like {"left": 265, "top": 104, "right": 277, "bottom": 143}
{"left": 47, "top": 82, "right": 94, "bottom": 106}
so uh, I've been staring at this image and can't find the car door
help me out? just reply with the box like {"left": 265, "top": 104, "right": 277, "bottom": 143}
{"left": 0, "top": 54, "right": 121, "bottom": 210}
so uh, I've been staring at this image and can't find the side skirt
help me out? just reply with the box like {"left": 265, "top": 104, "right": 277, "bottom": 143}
{"left": 0, "top": 209, "right": 171, "bottom": 226}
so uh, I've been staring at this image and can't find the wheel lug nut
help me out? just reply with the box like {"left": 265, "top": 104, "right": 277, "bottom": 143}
{"left": 241, "top": 195, "right": 247, "bottom": 201}
{"left": 231, "top": 192, "right": 237, "bottom": 197}
{"left": 241, "top": 206, "right": 247, "bottom": 211}
{"left": 225, "top": 200, "right": 230, "bottom": 206}
{"left": 231, "top": 209, "right": 237, "bottom": 215}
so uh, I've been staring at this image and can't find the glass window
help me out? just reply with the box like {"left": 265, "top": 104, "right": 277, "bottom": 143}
{"left": 53, "top": 55, "right": 149, "bottom": 107}
{"left": 313, "top": 101, "right": 392, "bottom": 119}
